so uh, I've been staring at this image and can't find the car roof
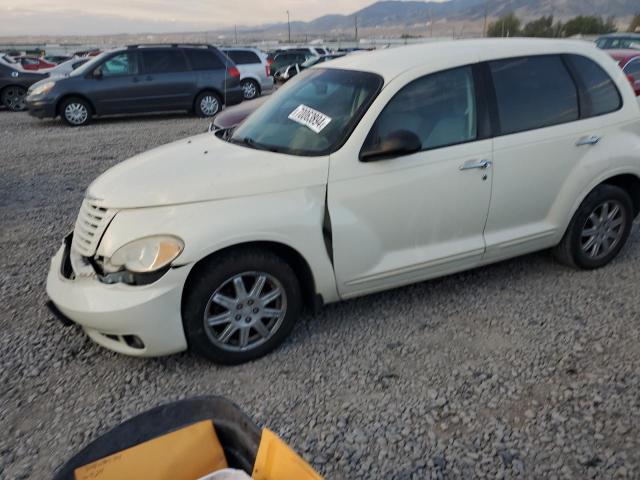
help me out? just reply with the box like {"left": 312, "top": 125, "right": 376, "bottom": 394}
{"left": 321, "top": 38, "right": 603, "bottom": 83}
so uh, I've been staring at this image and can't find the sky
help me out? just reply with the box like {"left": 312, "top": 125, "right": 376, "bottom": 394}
{"left": 0, "top": 0, "right": 442, "bottom": 36}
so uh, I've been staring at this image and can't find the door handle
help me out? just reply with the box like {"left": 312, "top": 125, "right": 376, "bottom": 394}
{"left": 459, "top": 159, "right": 492, "bottom": 171}
{"left": 576, "top": 134, "right": 601, "bottom": 146}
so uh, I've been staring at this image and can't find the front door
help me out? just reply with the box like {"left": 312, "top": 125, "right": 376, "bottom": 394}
{"left": 328, "top": 65, "right": 494, "bottom": 298}
{"left": 89, "top": 51, "right": 148, "bottom": 114}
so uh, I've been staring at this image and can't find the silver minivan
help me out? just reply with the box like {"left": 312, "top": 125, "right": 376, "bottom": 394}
{"left": 222, "top": 48, "right": 274, "bottom": 100}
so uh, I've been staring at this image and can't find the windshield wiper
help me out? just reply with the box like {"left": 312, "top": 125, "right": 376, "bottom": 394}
{"left": 231, "top": 136, "right": 283, "bottom": 153}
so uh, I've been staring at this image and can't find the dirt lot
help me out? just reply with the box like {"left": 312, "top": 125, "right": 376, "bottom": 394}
{"left": 1, "top": 109, "right": 639, "bottom": 479}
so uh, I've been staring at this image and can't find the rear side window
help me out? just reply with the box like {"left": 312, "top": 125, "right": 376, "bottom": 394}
{"left": 141, "top": 50, "right": 188, "bottom": 74}
{"left": 225, "top": 50, "right": 261, "bottom": 65}
{"left": 184, "top": 49, "right": 224, "bottom": 70}
{"left": 366, "top": 66, "right": 477, "bottom": 152}
{"left": 565, "top": 54, "right": 622, "bottom": 117}
{"left": 489, "top": 55, "right": 578, "bottom": 135}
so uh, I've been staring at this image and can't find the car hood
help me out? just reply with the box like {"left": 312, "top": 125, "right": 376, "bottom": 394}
{"left": 86, "top": 132, "right": 330, "bottom": 209}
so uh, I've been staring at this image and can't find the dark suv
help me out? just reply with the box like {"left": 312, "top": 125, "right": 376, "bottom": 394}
{"left": 0, "top": 56, "right": 47, "bottom": 111}
{"left": 26, "top": 44, "right": 243, "bottom": 126}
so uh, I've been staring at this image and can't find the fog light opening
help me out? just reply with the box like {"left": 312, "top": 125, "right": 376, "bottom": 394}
{"left": 123, "top": 335, "right": 145, "bottom": 350}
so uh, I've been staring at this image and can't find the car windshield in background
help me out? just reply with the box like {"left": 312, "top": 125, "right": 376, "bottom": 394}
{"left": 596, "top": 37, "right": 640, "bottom": 50}
{"left": 231, "top": 68, "right": 382, "bottom": 156}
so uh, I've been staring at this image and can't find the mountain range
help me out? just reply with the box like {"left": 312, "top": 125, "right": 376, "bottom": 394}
{"left": 248, "top": 0, "right": 638, "bottom": 35}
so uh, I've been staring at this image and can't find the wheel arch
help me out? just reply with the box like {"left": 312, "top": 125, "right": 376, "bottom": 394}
{"left": 600, "top": 173, "right": 640, "bottom": 218}
{"left": 240, "top": 76, "right": 261, "bottom": 93}
{"left": 181, "top": 241, "right": 320, "bottom": 314}
{"left": 193, "top": 87, "right": 224, "bottom": 109}
{"left": 56, "top": 93, "right": 96, "bottom": 115}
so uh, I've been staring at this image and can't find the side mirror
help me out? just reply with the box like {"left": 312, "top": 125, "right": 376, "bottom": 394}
{"left": 359, "top": 129, "right": 422, "bottom": 162}
{"left": 92, "top": 68, "right": 103, "bottom": 79}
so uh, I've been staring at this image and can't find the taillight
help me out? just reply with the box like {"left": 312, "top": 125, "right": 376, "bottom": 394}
{"left": 265, "top": 64, "right": 271, "bottom": 77}
{"left": 228, "top": 66, "right": 240, "bottom": 79}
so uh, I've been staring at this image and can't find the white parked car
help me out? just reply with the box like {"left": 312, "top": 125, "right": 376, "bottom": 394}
{"left": 40, "top": 57, "right": 90, "bottom": 78}
{"left": 222, "top": 48, "right": 273, "bottom": 100}
{"left": 47, "top": 39, "right": 640, "bottom": 364}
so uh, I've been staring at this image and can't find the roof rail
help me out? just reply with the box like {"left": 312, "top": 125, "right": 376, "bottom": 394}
{"left": 125, "top": 43, "right": 215, "bottom": 49}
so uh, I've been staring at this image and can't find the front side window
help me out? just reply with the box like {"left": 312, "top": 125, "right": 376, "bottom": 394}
{"left": 100, "top": 52, "right": 138, "bottom": 77}
{"left": 364, "top": 66, "right": 477, "bottom": 153}
{"left": 231, "top": 68, "right": 382, "bottom": 156}
{"left": 565, "top": 54, "right": 621, "bottom": 117}
{"left": 141, "top": 50, "right": 188, "bottom": 74}
{"left": 489, "top": 55, "right": 578, "bottom": 135}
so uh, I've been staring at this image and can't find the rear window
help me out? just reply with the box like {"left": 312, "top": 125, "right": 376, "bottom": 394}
{"left": 184, "top": 49, "right": 225, "bottom": 71}
{"left": 141, "top": 50, "right": 188, "bottom": 74}
{"left": 489, "top": 55, "right": 579, "bottom": 135}
{"left": 225, "top": 50, "right": 261, "bottom": 65}
{"left": 565, "top": 54, "right": 622, "bottom": 118}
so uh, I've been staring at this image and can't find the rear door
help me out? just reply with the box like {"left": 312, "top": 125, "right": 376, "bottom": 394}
{"left": 138, "top": 48, "right": 194, "bottom": 111}
{"left": 482, "top": 54, "right": 623, "bottom": 261}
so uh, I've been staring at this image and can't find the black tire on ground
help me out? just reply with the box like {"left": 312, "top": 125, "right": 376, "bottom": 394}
{"left": 1, "top": 86, "right": 27, "bottom": 111}
{"left": 182, "top": 249, "right": 302, "bottom": 364}
{"left": 553, "top": 184, "right": 634, "bottom": 269}
{"left": 241, "top": 79, "right": 260, "bottom": 100}
{"left": 194, "top": 91, "right": 222, "bottom": 117}
{"left": 59, "top": 97, "right": 92, "bottom": 126}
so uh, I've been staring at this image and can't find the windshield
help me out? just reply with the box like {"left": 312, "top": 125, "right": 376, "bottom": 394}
{"left": 596, "top": 37, "right": 640, "bottom": 50}
{"left": 231, "top": 68, "right": 382, "bottom": 156}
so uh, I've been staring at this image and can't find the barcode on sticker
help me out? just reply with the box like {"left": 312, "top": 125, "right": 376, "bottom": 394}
{"left": 288, "top": 104, "right": 332, "bottom": 133}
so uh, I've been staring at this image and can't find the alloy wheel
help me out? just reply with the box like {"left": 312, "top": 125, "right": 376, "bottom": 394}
{"left": 200, "top": 95, "right": 220, "bottom": 116}
{"left": 242, "top": 81, "right": 257, "bottom": 99}
{"left": 2, "top": 87, "right": 27, "bottom": 111}
{"left": 203, "top": 271, "right": 287, "bottom": 352}
{"left": 64, "top": 102, "right": 89, "bottom": 125}
{"left": 580, "top": 200, "right": 626, "bottom": 260}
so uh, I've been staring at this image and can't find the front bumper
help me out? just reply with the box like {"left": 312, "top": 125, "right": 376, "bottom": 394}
{"left": 26, "top": 96, "right": 57, "bottom": 118}
{"left": 46, "top": 241, "right": 191, "bottom": 357}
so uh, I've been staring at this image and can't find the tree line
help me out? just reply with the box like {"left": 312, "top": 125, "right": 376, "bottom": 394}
{"left": 487, "top": 13, "right": 640, "bottom": 38}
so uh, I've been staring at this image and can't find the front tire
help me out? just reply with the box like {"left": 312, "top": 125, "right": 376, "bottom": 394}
{"left": 60, "top": 97, "right": 92, "bottom": 126}
{"left": 183, "top": 249, "right": 302, "bottom": 364}
{"left": 553, "top": 184, "right": 633, "bottom": 269}
{"left": 1, "top": 86, "right": 27, "bottom": 111}
{"left": 194, "top": 91, "right": 221, "bottom": 117}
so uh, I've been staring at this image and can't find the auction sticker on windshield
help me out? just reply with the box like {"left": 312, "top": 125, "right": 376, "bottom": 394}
{"left": 288, "top": 104, "right": 332, "bottom": 134}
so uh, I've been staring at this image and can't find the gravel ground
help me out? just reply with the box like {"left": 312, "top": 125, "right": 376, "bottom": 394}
{"left": 1, "top": 109, "right": 639, "bottom": 480}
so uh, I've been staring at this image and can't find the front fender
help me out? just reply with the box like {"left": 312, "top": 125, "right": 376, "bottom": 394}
{"left": 96, "top": 186, "right": 340, "bottom": 303}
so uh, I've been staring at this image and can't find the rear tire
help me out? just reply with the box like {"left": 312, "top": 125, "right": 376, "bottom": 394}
{"left": 182, "top": 249, "right": 302, "bottom": 364}
{"left": 194, "top": 91, "right": 221, "bottom": 117}
{"left": 1, "top": 86, "right": 27, "bottom": 111}
{"left": 241, "top": 79, "right": 260, "bottom": 100}
{"left": 553, "top": 184, "right": 633, "bottom": 269}
{"left": 60, "top": 97, "right": 92, "bottom": 126}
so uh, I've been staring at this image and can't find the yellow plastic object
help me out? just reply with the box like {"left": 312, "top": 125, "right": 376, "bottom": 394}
{"left": 252, "top": 429, "right": 323, "bottom": 480}
{"left": 74, "top": 420, "right": 227, "bottom": 480}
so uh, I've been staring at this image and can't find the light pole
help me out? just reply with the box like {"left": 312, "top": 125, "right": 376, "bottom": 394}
{"left": 287, "top": 10, "right": 291, "bottom": 43}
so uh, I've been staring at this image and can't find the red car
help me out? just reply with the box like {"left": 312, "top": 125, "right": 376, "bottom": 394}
{"left": 607, "top": 49, "right": 640, "bottom": 96}
{"left": 16, "top": 56, "right": 56, "bottom": 70}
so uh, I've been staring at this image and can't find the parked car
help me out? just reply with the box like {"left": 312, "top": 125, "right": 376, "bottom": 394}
{"left": 16, "top": 56, "right": 57, "bottom": 70}
{"left": 268, "top": 50, "right": 314, "bottom": 77}
{"left": 46, "top": 39, "right": 640, "bottom": 364}
{"left": 0, "top": 56, "right": 46, "bottom": 111}
{"left": 44, "top": 55, "right": 73, "bottom": 64}
{"left": 26, "top": 44, "right": 243, "bottom": 126}
{"left": 607, "top": 49, "right": 640, "bottom": 96}
{"left": 222, "top": 47, "right": 273, "bottom": 100}
{"left": 596, "top": 33, "right": 640, "bottom": 50}
{"left": 274, "top": 53, "right": 345, "bottom": 84}
{"left": 42, "top": 57, "right": 91, "bottom": 78}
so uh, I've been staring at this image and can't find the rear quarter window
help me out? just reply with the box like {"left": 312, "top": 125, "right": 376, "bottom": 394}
{"left": 564, "top": 54, "right": 622, "bottom": 117}
{"left": 225, "top": 50, "right": 261, "bottom": 65}
{"left": 489, "top": 55, "right": 579, "bottom": 135}
{"left": 184, "top": 49, "right": 225, "bottom": 71}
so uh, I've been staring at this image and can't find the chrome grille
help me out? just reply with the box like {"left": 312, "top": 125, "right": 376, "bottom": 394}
{"left": 71, "top": 199, "right": 115, "bottom": 257}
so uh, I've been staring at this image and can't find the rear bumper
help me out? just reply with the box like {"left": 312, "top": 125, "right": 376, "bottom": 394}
{"left": 224, "top": 87, "right": 244, "bottom": 106}
{"left": 26, "top": 97, "right": 57, "bottom": 118}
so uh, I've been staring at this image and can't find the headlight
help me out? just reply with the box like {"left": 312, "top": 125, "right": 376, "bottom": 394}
{"left": 105, "top": 235, "right": 184, "bottom": 273}
{"left": 30, "top": 81, "right": 55, "bottom": 96}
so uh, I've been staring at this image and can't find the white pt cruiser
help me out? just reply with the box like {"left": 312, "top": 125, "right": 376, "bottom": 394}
{"left": 47, "top": 39, "right": 640, "bottom": 364}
